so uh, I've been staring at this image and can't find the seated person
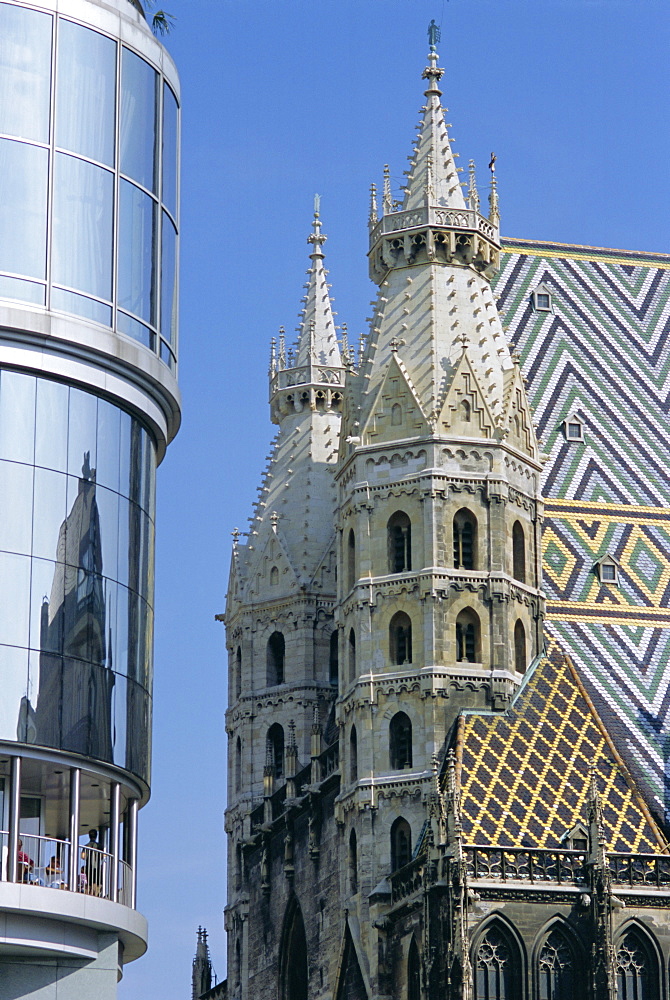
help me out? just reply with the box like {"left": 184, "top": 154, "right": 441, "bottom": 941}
{"left": 45, "top": 854, "right": 66, "bottom": 888}
{"left": 17, "top": 840, "right": 35, "bottom": 883}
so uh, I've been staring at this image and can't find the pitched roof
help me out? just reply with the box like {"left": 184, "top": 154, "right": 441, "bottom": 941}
{"left": 455, "top": 639, "right": 666, "bottom": 853}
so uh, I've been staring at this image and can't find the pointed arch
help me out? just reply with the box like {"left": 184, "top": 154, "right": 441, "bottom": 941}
{"left": 615, "top": 922, "right": 660, "bottom": 1000}
{"left": 454, "top": 508, "right": 477, "bottom": 570}
{"left": 389, "top": 610, "right": 412, "bottom": 665}
{"left": 534, "top": 919, "right": 583, "bottom": 1000}
{"left": 267, "top": 723, "right": 284, "bottom": 779}
{"left": 408, "top": 936, "right": 421, "bottom": 1000}
{"left": 348, "top": 628, "right": 356, "bottom": 683}
{"left": 279, "top": 896, "right": 308, "bottom": 1000}
{"left": 389, "top": 711, "right": 413, "bottom": 769}
{"left": 347, "top": 528, "right": 356, "bottom": 591}
{"left": 472, "top": 916, "right": 523, "bottom": 1000}
{"left": 456, "top": 607, "right": 481, "bottom": 663}
{"left": 348, "top": 828, "right": 358, "bottom": 894}
{"left": 349, "top": 724, "right": 358, "bottom": 782}
{"left": 514, "top": 619, "right": 527, "bottom": 675}
{"left": 267, "top": 631, "right": 285, "bottom": 685}
{"left": 235, "top": 645, "right": 242, "bottom": 699}
{"left": 235, "top": 736, "right": 242, "bottom": 792}
{"left": 329, "top": 630, "right": 339, "bottom": 686}
{"left": 388, "top": 510, "right": 412, "bottom": 573}
{"left": 512, "top": 521, "right": 526, "bottom": 583}
{"left": 390, "top": 816, "right": 412, "bottom": 871}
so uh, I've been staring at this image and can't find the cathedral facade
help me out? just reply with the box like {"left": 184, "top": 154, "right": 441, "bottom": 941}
{"left": 220, "top": 35, "right": 670, "bottom": 1000}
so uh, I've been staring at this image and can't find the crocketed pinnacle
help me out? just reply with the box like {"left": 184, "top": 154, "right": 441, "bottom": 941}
{"left": 402, "top": 45, "right": 467, "bottom": 212}
{"left": 294, "top": 201, "right": 342, "bottom": 369}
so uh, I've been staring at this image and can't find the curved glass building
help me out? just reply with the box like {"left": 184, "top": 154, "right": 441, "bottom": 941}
{"left": 0, "top": 0, "right": 180, "bottom": 993}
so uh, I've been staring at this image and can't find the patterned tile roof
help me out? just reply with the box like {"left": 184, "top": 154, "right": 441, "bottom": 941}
{"left": 456, "top": 640, "right": 665, "bottom": 853}
{"left": 493, "top": 244, "right": 670, "bottom": 826}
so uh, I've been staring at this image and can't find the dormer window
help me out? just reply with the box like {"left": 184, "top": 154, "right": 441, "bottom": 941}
{"left": 532, "top": 283, "right": 553, "bottom": 312}
{"left": 595, "top": 555, "right": 619, "bottom": 585}
{"left": 563, "top": 412, "right": 584, "bottom": 442}
{"left": 562, "top": 823, "right": 589, "bottom": 853}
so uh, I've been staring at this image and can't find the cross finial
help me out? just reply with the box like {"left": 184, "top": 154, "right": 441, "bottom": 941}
{"left": 270, "top": 511, "right": 279, "bottom": 532}
{"left": 459, "top": 332, "right": 470, "bottom": 352}
{"left": 389, "top": 336, "right": 406, "bottom": 353}
{"left": 307, "top": 195, "right": 326, "bottom": 253}
{"left": 231, "top": 527, "right": 240, "bottom": 545}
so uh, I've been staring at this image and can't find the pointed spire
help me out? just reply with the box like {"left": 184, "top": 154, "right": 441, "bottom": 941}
{"left": 488, "top": 155, "right": 500, "bottom": 227}
{"left": 401, "top": 27, "right": 467, "bottom": 212}
{"left": 278, "top": 327, "right": 286, "bottom": 369}
{"left": 383, "top": 164, "right": 392, "bottom": 215}
{"left": 293, "top": 199, "right": 342, "bottom": 369}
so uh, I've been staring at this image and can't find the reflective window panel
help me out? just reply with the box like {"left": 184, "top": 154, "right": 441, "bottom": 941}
{"left": 162, "top": 83, "right": 178, "bottom": 218}
{"left": 120, "top": 48, "right": 157, "bottom": 194}
{"left": 0, "top": 3, "right": 52, "bottom": 143}
{"left": 118, "top": 179, "right": 157, "bottom": 324}
{"left": 0, "top": 372, "right": 157, "bottom": 780}
{"left": 0, "top": 275, "right": 45, "bottom": 305}
{"left": 0, "top": 138, "right": 48, "bottom": 279}
{"left": 56, "top": 19, "right": 116, "bottom": 166}
{"left": 52, "top": 153, "right": 113, "bottom": 301}
{"left": 160, "top": 211, "right": 177, "bottom": 344}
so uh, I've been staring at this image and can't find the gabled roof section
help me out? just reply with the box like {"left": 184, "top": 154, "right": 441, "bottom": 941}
{"left": 436, "top": 345, "right": 498, "bottom": 439}
{"left": 402, "top": 44, "right": 466, "bottom": 212}
{"left": 455, "top": 639, "right": 666, "bottom": 853}
{"left": 500, "top": 361, "right": 540, "bottom": 459}
{"left": 362, "top": 350, "right": 429, "bottom": 444}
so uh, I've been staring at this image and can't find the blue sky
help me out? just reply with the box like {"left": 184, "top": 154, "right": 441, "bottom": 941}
{"left": 119, "top": 1, "right": 670, "bottom": 996}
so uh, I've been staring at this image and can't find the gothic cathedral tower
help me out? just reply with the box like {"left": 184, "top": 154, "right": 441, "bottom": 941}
{"left": 333, "top": 34, "right": 544, "bottom": 967}
{"left": 220, "top": 30, "right": 670, "bottom": 1000}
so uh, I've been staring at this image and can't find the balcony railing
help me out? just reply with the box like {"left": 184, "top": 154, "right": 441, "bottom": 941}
{"left": 1, "top": 831, "right": 132, "bottom": 905}
{"left": 388, "top": 847, "right": 670, "bottom": 906}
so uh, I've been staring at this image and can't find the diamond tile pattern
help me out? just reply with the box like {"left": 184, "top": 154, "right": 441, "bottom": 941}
{"left": 457, "top": 641, "right": 664, "bottom": 853}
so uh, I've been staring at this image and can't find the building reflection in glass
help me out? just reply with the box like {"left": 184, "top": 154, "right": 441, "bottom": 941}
{"left": 31, "top": 451, "right": 113, "bottom": 761}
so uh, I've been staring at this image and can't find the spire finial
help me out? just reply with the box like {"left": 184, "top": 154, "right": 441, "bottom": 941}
{"left": 307, "top": 195, "right": 326, "bottom": 256}
{"left": 468, "top": 159, "right": 480, "bottom": 213}
{"left": 422, "top": 21, "right": 444, "bottom": 94}
{"left": 278, "top": 327, "right": 286, "bottom": 368}
{"left": 231, "top": 527, "right": 240, "bottom": 546}
{"left": 488, "top": 154, "right": 500, "bottom": 227}
{"left": 383, "top": 164, "right": 392, "bottom": 215}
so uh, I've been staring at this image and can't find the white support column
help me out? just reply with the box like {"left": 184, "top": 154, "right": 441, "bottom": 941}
{"left": 7, "top": 756, "right": 21, "bottom": 883}
{"left": 68, "top": 767, "right": 80, "bottom": 890}
{"left": 110, "top": 781, "right": 121, "bottom": 900}
{"left": 128, "top": 797, "right": 139, "bottom": 909}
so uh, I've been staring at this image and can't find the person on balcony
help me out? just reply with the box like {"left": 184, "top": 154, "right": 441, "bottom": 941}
{"left": 17, "top": 840, "right": 35, "bottom": 883}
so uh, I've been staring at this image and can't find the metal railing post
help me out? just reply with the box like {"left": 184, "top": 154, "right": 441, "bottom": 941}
{"left": 7, "top": 756, "right": 21, "bottom": 883}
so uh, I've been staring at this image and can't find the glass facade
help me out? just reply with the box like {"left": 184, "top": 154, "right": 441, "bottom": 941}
{"left": 0, "top": 369, "right": 156, "bottom": 782}
{"left": 0, "top": 1, "right": 179, "bottom": 368}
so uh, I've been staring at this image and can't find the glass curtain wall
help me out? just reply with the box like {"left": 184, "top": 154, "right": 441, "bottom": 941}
{"left": 0, "top": 1, "right": 179, "bottom": 369}
{"left": 0, "top": 369, "right": 156, "bottom": 782}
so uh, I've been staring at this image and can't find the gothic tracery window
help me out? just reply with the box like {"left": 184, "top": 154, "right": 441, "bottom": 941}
{"left": 475, "top": 925, "right": 520, "bottom": 1000}
{"left": 390, "top": 816, "right": 412, "bottom": 871}
{"left": 616, "top": 929, "right": 659, "bottom": 1000}
{"left": 538, "top": 928, "right": 575, "bottom": 1000}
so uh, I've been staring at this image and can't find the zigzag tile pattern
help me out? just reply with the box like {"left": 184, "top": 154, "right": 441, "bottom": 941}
{"left": 493, "top": 241, "right": 670, "bottom": 824}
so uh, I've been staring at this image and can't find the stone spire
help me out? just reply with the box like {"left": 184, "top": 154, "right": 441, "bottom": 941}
{"left": 192, "top": 927, "right": 212, "bottom": 1000}
{"left": 293, "top": 197, "right": 342, "bottom": 369}
{"left": 402, "top": 37, "right": 466, "bottom": 212}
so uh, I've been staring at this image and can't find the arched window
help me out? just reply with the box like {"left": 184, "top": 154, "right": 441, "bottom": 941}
{"left": 235, "top": 736, "right": 242, "bottom": 791}
{"left": 475, "top": 923, "right": 521, "bottom": 1000}
{"left": 388, "top": 511, "right": 412, "bottom": 573}
{"left": 267, "top": 631, "right": 285, "bottom": 685}
{"left": 456, "top": 608, "right": 481, "bottom": 663}
{"left": 389, "top": 611, "right": 412, "bottom": 665}
{"left": 329, "top": 630, "right": 339, "bottom": 686}
{"left": 270, "top": 565, "right": 279, "bottom": 585}
{"left": 616, "top": 928, "right": 659, "bottom": 1000}
{"left": 392, "top": 403, "right": 402, "bottom": 426}
{"left": 454, "top": 509, "right": 477, "bottom": 570}
{"left": 538, "top": 927, "right": 576, "bottom": 1000}
{"left": 235, "top": 938, "right": 242, "bottom": 987}
{"left": 389, "top": 711, "right": 412, "bottom": 769}
{"left": 514, "top": 619, "right": 526, "bottom": 674}
{"left": 349, "top": 829, "right": 358, "bottom": 893}
{"left": 235, "top": 646, "right": 242, "bottom": 699}
{"left": 347, "top": 529, "right": 356, "bottom": 591}
{"left": 280, "top": 899, "right": 308, "bottom": 1000}
{"left": 512, "top": 521, "right": 526, "bottom": 583}
{"left": 349, "top": 725, "right": 358, "bottom": 782}
{"left": 391, "top": 817, "right": 412, "bottom": 871}
{"left": 267, "top": 723, "right": 284, "bottom": 779}
{"left": 408, "top": 938, "right": 421, "bottom": 1000}
{"left": 461, "top": 399, "right": 471, "bottom": 423}
{"left": 348, "top": 628, "right": 356, "bottom": 683}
